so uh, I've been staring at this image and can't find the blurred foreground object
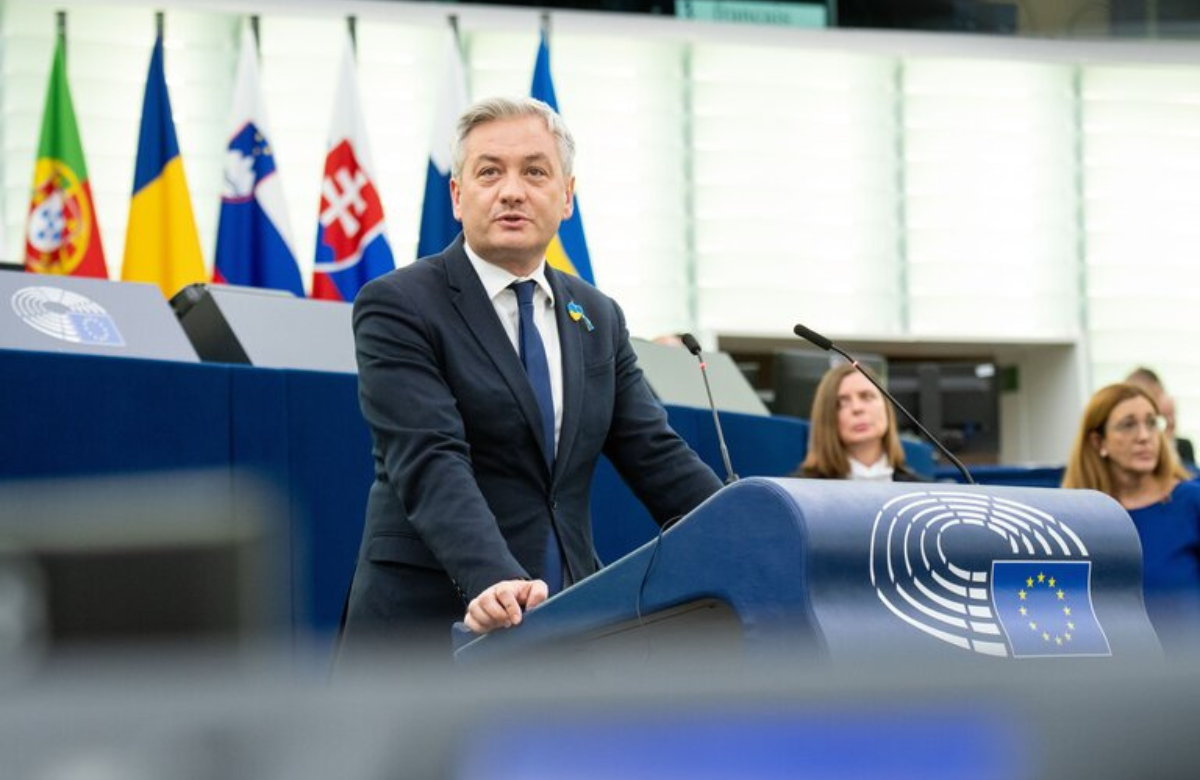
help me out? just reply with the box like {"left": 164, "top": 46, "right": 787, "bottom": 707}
{"left": 2, "top": 647, "right": 1200, "bottom": 779}
{"left": 0, "top": 471, "right": 285, "bottom": 658}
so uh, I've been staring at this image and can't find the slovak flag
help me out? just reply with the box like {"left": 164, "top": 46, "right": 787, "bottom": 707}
{"left": 214, "top": 23, "right": 304, "bottom": 297}
{"left": 416, "top": 26, "right": 469, "bottom": 259}
{"left": 311, "top": 32, "right": 395, "bottom": 302}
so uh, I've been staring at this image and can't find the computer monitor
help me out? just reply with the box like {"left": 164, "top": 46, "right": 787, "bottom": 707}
{"left": 888, "top": 361, "right": 999, "bottom": 460}
{"left": 771, "top": 349, "right": 886, "bottom": 419}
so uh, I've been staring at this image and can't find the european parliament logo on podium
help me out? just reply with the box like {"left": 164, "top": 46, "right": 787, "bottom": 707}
{"left": 870, "top": 490, "right": 1113, "bottom": 659}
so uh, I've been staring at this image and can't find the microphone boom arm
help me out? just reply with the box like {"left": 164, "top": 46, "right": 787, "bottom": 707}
{"left": 680, "top": 333, "right": 738, "bottom": 485}
{"left": 699, "top": 358, "right": 738, "bottom": 485}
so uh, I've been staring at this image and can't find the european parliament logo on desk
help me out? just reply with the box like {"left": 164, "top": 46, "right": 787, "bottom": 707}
{"left": 11, "top": 286, "right": 126, "bottom": 347}
{"left": 870, "top": 491, "right": 1112, "bottom": 659}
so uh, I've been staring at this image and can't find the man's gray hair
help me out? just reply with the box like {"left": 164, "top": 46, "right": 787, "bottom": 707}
{"left": 450, "top": 96, "right": 576, "bottom": 181}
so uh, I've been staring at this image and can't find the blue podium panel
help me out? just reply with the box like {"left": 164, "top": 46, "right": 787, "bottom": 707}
{"left": 460, "top": 478, "right": 1160, "bottom": 664}
{"left": 282, "top": 370, "right": 372, "bottom": 638}
{"left": 0, "top": 349, "right": 231, "bottom": 478}
{"left": 790, "top": 480, "right": 1152, "bottom": 660}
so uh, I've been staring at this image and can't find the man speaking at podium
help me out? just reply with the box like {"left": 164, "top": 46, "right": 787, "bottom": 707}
{"left": 341, "top": 97, "right": 721, "bottom": 648}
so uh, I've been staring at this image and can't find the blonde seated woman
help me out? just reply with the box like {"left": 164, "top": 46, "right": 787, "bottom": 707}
{"left": 794, "top": 363, "right": 925, "bottom": 482}
{"left": 1062, "top": 383, "right": 1200, "bottom": 650}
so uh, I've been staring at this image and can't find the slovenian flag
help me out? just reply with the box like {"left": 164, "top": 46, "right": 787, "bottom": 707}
{"left": 416, "top": 26, "right": 469, "bottom": 260}
{"left": 311, "top": 31, "right": 394, "bottom": 302}
{"left": 25, "top": 33, "right": 108, "bottom": 279}
{"left": 121, "top": 34, "right": 206, "bottom": 298}
{"left": 213, "top": 23, "right": 304, "bottom": 297}
{"left": 530, "top": 33, "right": 594, "bottom": 286}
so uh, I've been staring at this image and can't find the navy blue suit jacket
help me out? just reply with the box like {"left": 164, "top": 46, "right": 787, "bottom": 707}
{"left": 342, "top": 237, "right": 722, "bottom": 639}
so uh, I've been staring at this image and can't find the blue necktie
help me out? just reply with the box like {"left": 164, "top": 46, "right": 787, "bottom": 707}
{"left": 511, "top": 280, "right": 563, "bottom": 592}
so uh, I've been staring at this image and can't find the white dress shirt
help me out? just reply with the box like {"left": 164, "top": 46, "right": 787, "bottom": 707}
{"left": 464, "top": 242, "right": 563, "bottom": 455}
{"left": 848, "top": 455, "right": 895, "bottom": 482}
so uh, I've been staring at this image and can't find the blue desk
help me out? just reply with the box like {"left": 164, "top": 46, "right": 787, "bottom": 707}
{"left": 934, "top": 464, "right": 1066, "bottom": 487}
{"left": 0, "top": 348, "right": 933, "bottom": 645}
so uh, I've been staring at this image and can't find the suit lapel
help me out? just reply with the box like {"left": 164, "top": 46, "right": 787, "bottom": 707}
{"left": 550, "top": 268, "right": 585, "bottom": 484}
{"left": 444, "top": 240, "right": 549, "bottom": 475}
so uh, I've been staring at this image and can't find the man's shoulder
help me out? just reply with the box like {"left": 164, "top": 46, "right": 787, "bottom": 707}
{"left": 551, "top": 268, "right": 605, "bottom": 301}
{"left": 358, "top": 252, "right": 451, "bottom": 304}
{"left": 549, "top": 268, "right": 621, "bottom": 321}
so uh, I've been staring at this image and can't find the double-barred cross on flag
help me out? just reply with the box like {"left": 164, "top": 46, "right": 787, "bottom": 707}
{"left": 311, "top": 32, "right": 395, "bottom": 302}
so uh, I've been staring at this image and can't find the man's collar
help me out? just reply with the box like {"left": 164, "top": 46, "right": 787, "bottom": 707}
{"left": 463, "top": 241, "right": 555, "bottom": 304}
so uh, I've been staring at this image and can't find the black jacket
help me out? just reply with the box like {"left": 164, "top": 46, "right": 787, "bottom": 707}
{"left": 342, "top": 237, "right": 722, "bottom": 640}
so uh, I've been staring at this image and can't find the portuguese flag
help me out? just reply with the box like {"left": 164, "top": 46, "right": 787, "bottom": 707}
{"left": 25, "top": 35, "right": 107, "bottom": 278}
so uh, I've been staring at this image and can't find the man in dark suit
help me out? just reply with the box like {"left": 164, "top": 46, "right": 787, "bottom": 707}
{"left": 341, "top": 97, "right": 722, "bottom": 646}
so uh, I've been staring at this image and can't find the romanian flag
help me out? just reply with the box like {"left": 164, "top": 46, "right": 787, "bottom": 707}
{"left": 25, "top": 35, "right": 107, "bottom": 278}
{"left": 530, "top": 34, "right": 594, "bottom": 286}
{"left": 121, "top": 34, "right": 206, "bottom": 298}
{"left": 416, "top": 26, "right": 469, "bottom": 260}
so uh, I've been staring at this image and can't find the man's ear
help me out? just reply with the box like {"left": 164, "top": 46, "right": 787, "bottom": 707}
{"left": 562, "top": 175, "right": 575, "bottom": 220}
{"left": 450, "top": 177, "right": 463, "bottom": 221}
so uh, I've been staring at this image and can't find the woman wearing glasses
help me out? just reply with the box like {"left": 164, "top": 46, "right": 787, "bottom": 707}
{"left": 1063, "top": 382, "right": 1200, "bottom": 650}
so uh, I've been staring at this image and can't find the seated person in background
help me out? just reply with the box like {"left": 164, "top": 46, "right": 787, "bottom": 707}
{"left": 1062, "top": 383, "right": 1200, "bottom": 650}
{"left": 1126, "top": 366, "right": 1196, "bottom": 470}
{"left": 793, "top": 363, "right": 924, "bottom": 482}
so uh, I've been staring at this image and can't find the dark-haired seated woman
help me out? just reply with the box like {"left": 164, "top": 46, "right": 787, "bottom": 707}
{"left": 794, "top": 363, "right": 924, "bottom": 482}
{"left": 1063, "top": 382, "right": 1200, "bottom": 651}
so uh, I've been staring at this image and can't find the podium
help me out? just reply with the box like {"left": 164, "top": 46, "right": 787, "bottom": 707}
{"left": 458, "top": 478, "right": 1160, "bottom": 662}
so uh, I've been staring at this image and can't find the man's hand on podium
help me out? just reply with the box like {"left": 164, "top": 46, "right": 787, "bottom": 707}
{"left": 464, "top": 578, "right": 549, "bottom": 634}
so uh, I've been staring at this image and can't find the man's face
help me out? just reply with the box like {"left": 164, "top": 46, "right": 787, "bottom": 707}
{"left": 451, "top": 115, "right": 574, "bottom": 276}
{"left": 1158, "top": 392, "right": 1178, "bottom": 438}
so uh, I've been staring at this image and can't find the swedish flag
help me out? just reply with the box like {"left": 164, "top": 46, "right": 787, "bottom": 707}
{"left": 530, "top": 34, "right": 595, "bottom": 286}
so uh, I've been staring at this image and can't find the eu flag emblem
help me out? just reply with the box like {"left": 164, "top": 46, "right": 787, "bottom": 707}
{"left": 68, "top": 312, "right": 125, "bottom": 347}
{"left": 992, "top": 561, "right": 1111, "bottom": 658}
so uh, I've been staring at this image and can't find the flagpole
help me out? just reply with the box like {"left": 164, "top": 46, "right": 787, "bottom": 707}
{"left": 539, "top": 11, "right": 550, "bottom": 44}
{"left": 448, "top": 13, "right": 467, "bottom": 95}
{"left": 155, "top": 10, "right": 164, "bottom": 38}
{"left": 448, "top": 13, "right": 460, "bottom": 54}
{"left": 250, "top": 14, "right": 260, "bottom": 54}
{"left": 347, "top": 15, "right": 357, "bottom": 55}
{"left": 56, "top": 10, "right": 66, "bottom": 62}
